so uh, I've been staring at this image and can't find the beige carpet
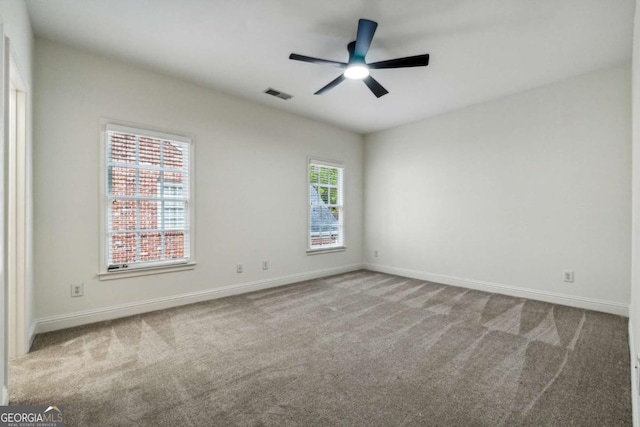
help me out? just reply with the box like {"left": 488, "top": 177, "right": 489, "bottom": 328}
{"left": 10, "top": 270, "right": 631, "bottom": 426}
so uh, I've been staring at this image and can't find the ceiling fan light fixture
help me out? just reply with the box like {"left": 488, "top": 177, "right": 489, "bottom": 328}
{"left": 289, "top": 18, "right": 429, "bottom": 97}
{"left": 344, "top": 64, "right": 369, "bottom": 80}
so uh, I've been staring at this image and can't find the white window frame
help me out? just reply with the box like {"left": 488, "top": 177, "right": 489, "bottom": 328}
{"left": 307, "top": 157, "right": 346, "bottom": 255}
{"left": 98, "top": 119, "right": 196, "bottom": 280}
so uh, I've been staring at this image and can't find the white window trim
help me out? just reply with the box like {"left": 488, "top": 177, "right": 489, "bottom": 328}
{"left": 306, "top": 157, "right": 346, "bottom": 255}
{"left": 98, "top": 119, "right": 196, "bottom": 280}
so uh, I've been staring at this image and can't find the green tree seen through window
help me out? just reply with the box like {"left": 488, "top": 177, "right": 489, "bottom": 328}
{"left": 309, "top": 166, "right": 339, "bottom": 205}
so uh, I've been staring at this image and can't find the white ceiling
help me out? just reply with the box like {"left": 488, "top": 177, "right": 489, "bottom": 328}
{"left": 26, "top": 0, "right": 634, "bottom": 134}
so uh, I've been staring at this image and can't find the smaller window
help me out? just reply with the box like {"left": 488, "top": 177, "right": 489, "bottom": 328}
{"left": 308, "top": 159, "right": 344, "bottom": 251}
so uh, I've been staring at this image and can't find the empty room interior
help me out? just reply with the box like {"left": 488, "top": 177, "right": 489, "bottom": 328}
{"left": 1, "top": 0, "right": 640, "bottom": 425}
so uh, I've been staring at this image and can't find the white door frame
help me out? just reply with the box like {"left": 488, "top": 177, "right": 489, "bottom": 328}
{"left": 7, "top": 50, "right": 27, "bottom": 359}
{"left": 0, "top": 26, "right": 9, "bottom": 405}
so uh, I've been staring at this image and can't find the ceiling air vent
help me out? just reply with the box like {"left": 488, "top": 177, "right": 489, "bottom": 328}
{"left": 264, "top": 88, "right": 293, "bottom": 100}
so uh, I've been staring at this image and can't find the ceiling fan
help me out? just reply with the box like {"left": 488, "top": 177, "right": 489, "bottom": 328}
{"left": 289, "top": 18, "right": 430, "bottom": 98}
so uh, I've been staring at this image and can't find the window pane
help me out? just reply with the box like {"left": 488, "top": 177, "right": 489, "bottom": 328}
{"left": 110, "top": 200, "right": 136, "bottom": 231}
{"left": 164, "top": 201, "right": 187, "bottom": 230}
{"left": 140, "top": 232, "right": 162, "bottom": 262}
{"left": 310, "top": 231, "right": 320, "bottom": 247}
{"left": 319, "top": 167, "right": 329, "bottom": 184}
{"left": 329, "top": 188, "right": 337, "bottom": 205}
{"left": 165, "top": 185, "right": 183, "bottom": 198}
{"left": 329, "top": 168, "right": 338, "bottom": 185}
{"left": 165, "top": 232, "right": 185, "bottom": 259}
{"left": 139, "top": 137, "right": 161, "bottom": 166}
{"left": 163, "top": 141, "right": 184, "bottom": 169}
{"left": 110, "top": 132, "right": 136, "bottom": 164}
{"left": 330, "top": 207, "right": 340, "bottom": 222}
{"left": 140, "top": 200, "right": 160, "bottom": 230}
{"left": 139, "top": 169, "right": 160, "bottom": 197}
{"left": 109, "top": 167, "right": 136, "bottom": 197}
{"left": 309, "top": 164, "right": 319, "bottom": 184}
{"left": 319, "top": 186, "right": 329, "bottom": 204}
{"left": 310, "top": 185, "right": 320, "bottom": 204}
{"left": 163, "top": 177, "right": 185, "bottom": 198}
{"left": 110, "top": 233, "right": 137, "bottom": 264}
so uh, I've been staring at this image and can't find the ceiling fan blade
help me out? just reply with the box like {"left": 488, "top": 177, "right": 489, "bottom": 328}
{"left": 363, "top": 76, "right": 389, "bottom": 98}
{"left": 354, "top": 19, "right": 378, "bottom": 59}
{"left": 369, "top": 54, "right": 429, "bottom": 69}
{"left": 289, "top": 53, "right": 347, "bottom": 68}
{"left": 314, "top": 75, "right": 346, "bottom": 95}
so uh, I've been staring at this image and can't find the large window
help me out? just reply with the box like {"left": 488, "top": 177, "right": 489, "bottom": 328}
{"left": 308, "top": 159, "right": 344, "bottom": 251}
{"left": 102, "top": 123, "right": 192, "bottom": 274}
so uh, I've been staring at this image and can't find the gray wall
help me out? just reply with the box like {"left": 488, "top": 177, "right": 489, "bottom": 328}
{"left": 364, "top": 65, "right": 631, "bottom": 314}
{"left": 33, "top": 39, "right": 364, "bottom": 326}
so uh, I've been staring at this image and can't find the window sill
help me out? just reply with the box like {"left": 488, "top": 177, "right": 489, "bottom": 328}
{"left": 306, "top": 246, "right": 347, "bottom": 255}
{"left": 98, "top": 262, "right": 196, "bottom": 281}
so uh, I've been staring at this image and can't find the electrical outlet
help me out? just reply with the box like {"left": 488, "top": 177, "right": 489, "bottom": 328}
{"left": 374, "top": 250, "right": 379, "bottom": 258}
{"left": 236, "top": 264, "right": 243, "bottom": 273}
{"left": 71, "top": 283, "right": 84, "bottom": 297}
{"left": 563, "top": 270, "right": 574, "bottom": 283}
{"left": 262, "top": 261, "right": 269, "bottom": 270}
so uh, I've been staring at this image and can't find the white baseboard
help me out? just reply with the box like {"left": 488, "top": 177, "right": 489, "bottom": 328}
{"left": 631, "top": 321, "right": 639, "bottom": 427}
{"left": 363, "top": 263, "right": 629, "bottom": 316}
{"left": 33, "top": 262, "right": 628, "bottom": 334}
{"left": 27, "top": 321, "right": 37, "bottom": 352}
{"left": 34, "top": 264, "right": 363, "bottom": 334}
{"left": 2, "top": 386, "right": 8, "bottom": 405}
